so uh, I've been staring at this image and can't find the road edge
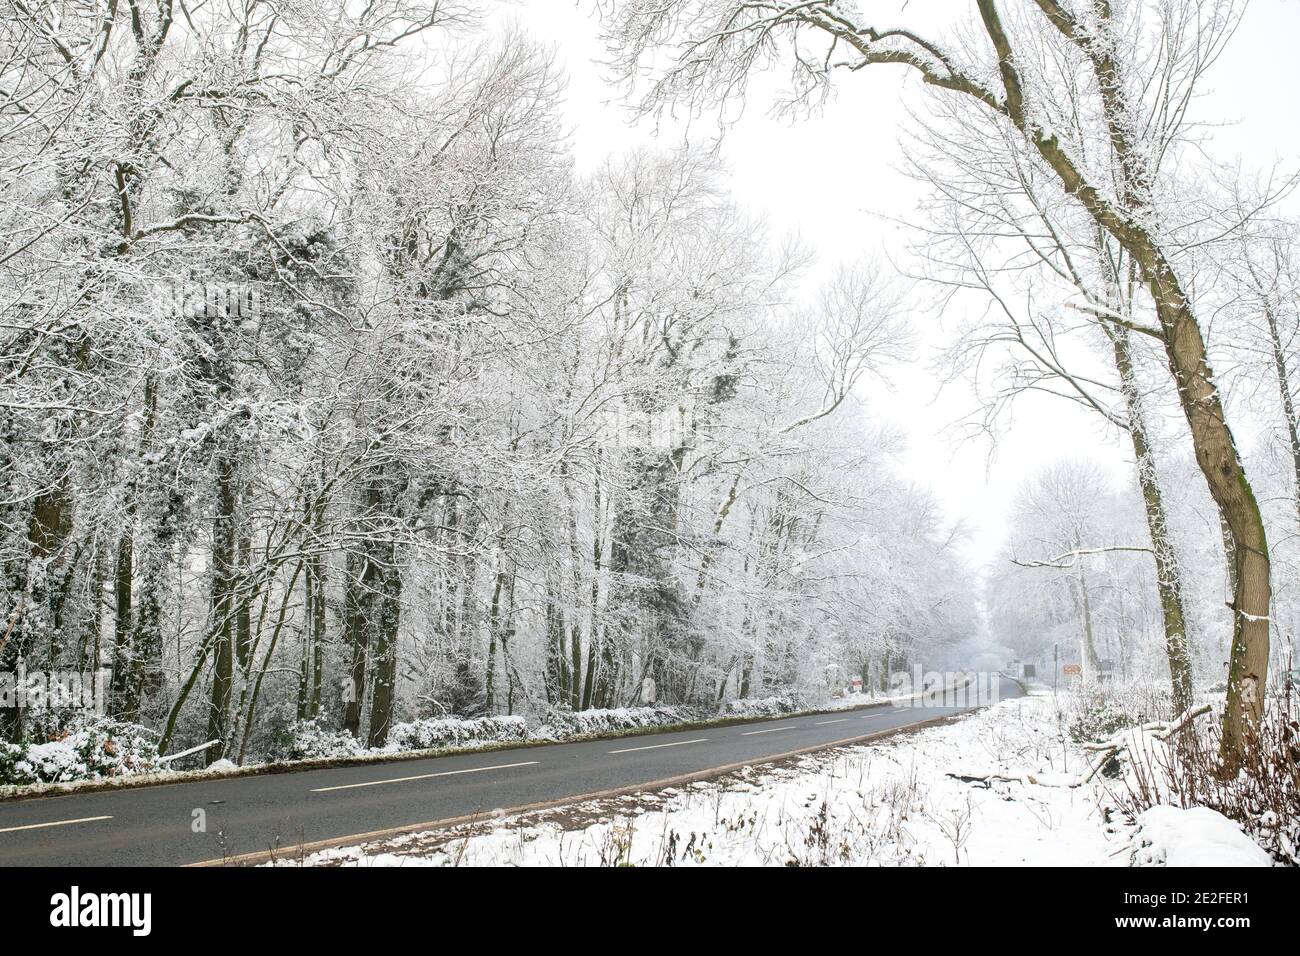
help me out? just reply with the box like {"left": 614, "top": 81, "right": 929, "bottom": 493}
{"left": 198, "top": 709, "right": 972, "bottom": 867}
{"left": 0, "top": 693, "right": 940, "bottom": 805}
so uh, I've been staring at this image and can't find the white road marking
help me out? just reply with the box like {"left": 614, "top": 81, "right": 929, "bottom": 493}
{"left": 310, "top": 760, "right": 539, "bottom": 793}
{"left": 608, "top": 738, "right": 708, "bottom": 755}
{"left": 741, "top": 725, "right": 797, "bottom": 736}
{"left": 0, "top": 815, "right": 112, "bottom": 834}
{"left": 815, "top": 718, "right": 849, "bottom": 725}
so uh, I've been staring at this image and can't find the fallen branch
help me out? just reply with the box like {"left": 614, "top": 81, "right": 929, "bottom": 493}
{"left": 156, "top": 740, "right": 221, "bottom": 766}
{"left": 948, "top": 704, "right": 1212, "bottom": 789}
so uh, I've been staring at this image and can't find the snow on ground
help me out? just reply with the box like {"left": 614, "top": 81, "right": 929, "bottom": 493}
{"left": 1130, "top": 806, "right": 1272, "bottom": 867}
{"left": 277, "top": 693, "right": 1136, "bottom": 867}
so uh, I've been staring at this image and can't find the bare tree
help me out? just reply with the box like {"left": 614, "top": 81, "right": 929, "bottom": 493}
{"left": 603, "top": 0, "right": 1270, "bottom": 762}
{"left": 904, "top": 92, "right": 1196, "bottom": 713}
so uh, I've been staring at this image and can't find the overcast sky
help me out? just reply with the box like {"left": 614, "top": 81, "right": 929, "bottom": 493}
{"left": 491, "top": 0, "right": 1300, "bottom": 567}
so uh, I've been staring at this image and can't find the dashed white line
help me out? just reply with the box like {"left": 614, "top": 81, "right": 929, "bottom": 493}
{"left": 0, "top": 815, "right": 112, "bottom": 834}
{"left": 741, "top": 725, "right": 797, "bottom": 736}
{"left": 815, "top": 718, "right": 849, "bottom": 725}
{"left": 310, "top": 760, "right": 539, "bottom": 793}
{"left": 608, "top": 738, "right": 709, "bottom": 755}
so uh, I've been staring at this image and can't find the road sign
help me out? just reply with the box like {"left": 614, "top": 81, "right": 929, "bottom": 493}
{"left": 1062, "top": 663, "right": 1082, "bottom": 677}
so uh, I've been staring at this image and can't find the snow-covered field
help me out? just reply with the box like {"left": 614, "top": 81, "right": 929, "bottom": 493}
{"left": 274, "top": 692, "right": 1272, "bottom": 867}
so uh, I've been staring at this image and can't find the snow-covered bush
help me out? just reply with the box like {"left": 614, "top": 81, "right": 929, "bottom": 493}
{"left": 538, "top": 706, "right": 686, "bottom": 738}
{"left": 1067, "top": 697, "right": 1134, "bottom": 746}
{"left": 1115, "top": 690, "right": 1300, "bottom": 865}
{"left": 1065, "top": 682, "right": 1168, "bottom": 744}
{"left": 0, "top": 741, "right": 29, "bottom": 785}
{"left": 270, "top": 715, "right": 528, "bottom": 761}
{"left": 725, "top": 691, "right": 809, "bottom": 718}
{"left": 272, "top": 719, "right": 366, "bottom": 761}
{"left": 0, "top": 716, "right": 160, "bottom": 786}
{"left": 386, "top": 715, "right": 527, "bottom": 751}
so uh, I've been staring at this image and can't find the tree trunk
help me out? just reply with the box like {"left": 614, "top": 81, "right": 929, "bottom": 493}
{"left": 1108, "top": 322, "right": 1194, "bottom": 714}
{"left": 297, "top": 556, "right": 317, "bottom": 720}
{"left": 1073, "top": 541, "right": 1101, "bottom": 683}
{"left": 975, "top": 0, "right": 1270, "bottom": 765}
{"left": 484, "top": 563, "right": 505, "bottom": 715}
{"left": 110, "top": 530, "right": 134, "bottom": 717}
{"left": 342, "top": 551, "right": 370, "bottom": 739}
{"left": 366, "top": 563, "right": 402, "bottom": 748}
{"left": 544, "top": 583, "right": 567, "bottom": 706}
{"left": 1263, "top": 296, "right": 1300, "bottom": 528}
{"left": 234, "top": 532, "right": 253, "bottom": 673}
{"left": 582, "top": 470, "right": 604, "bottom": 711}
{"left": 205, "top": 456, "right": 238, "bottom": 764}
{"left": 343, "top": 464, "right": 405, "bottom": 740}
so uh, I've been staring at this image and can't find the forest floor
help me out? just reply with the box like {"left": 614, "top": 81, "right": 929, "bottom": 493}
{"left": 279, "top": 691, "right": 1276, "bottom": 867}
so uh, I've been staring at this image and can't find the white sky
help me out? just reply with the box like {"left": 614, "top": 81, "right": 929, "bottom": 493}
{"left": 493, "top": 0, "right": 1300, "bottom": 567}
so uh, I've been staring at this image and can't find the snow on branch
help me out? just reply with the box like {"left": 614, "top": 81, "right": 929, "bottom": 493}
{"left": 1063, "top": 299, "right": 1163, "bottom": 339}
{"left": 1010, "top": 544, "right": 1152, "bottom": 569}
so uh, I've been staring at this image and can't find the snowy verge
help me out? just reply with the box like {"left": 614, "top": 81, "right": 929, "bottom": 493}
{"left": 270, "top": 692, "right": 1110, "bottom": 867}
{"left": 275, "top": 690, "right": 1277, "bottom": 868}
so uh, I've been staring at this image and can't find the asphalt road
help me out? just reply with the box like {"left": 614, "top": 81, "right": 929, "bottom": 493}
{"left": 0, "top": 677, "right": 1020, "bottom": 866}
